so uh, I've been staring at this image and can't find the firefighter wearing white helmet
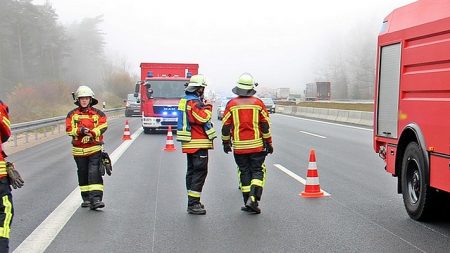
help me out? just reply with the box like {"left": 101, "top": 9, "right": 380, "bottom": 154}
{"left": 177, "top": 74, "right": 216, "bottom": 215}
{"left": 222, "top": 73, "right": 273, "bottom": 214}
{"left": 73, "top": 85, "right": 98, "bottom": 106}
{"left": 66, "top": 85, "right": 108, "bottom": 210}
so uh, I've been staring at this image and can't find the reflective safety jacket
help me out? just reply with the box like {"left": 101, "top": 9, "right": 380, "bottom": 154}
{"left": 0, "top": 100, "right": 11, "bottom": 179}
{"left": 221, "top": 96, "right": 272, "bottom": 154}
{"left": 176, "top": 94, "right": 216, "bottom": 153}
{"left": 66, "top": 106, "right": 108, "bottom": 157}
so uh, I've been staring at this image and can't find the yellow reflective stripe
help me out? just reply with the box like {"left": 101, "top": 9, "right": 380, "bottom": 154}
{"left": 182, "top": 139, "right": 213, "bottom": 149}
{"left": 261, "top": 110, "right": 271, "bottom": 123}
{"left": 80, "top": 184, "right": 104, "bottom": 192}
{"left": 233, "top": 139, "right": 264, "bottom": 149}
{"left": 176, "top": 130, "right": 191, "bottom": 142}
{"left": 221, "top": 135, "right": 230, "bottom": 141}
{"left": 2, "top": 116, "right": 10, "bottom": 129}
{"left": 80, "top": 185, "right": 89, "bottom": 192}
{"left": 1, "top": 195, "right": 12, "bottom": 238}
{"left": 89, "top": 184, "right": 104, "bottom": 191}
{"left": 233, "top": 109, "right": 240, "bottom": 141}
{"left": 0, "top": 161, "right": 5, "bottom": 167}
{"left": 230, "top": 105, "right": 262, "bottom": 111}
{"left": 188, "top": 190, "right": 201, "bottom": 198}
{"left": 241, "top": 185, "right": 251, "bottom": 193}
{"left": 192, "top": 110, "right": 210, "bottom": 123}
{"left": 251, "top": 179, "right": 263, "bottom": 187}
{"left": 205, "top": 128, "right": 217, "bottom": 140}
{"left": 93, "top": 123, "right": 107, "bottom": 137}
{"left": 178, "top": 98, "right": 187, "bottom": 111}
{"left": 262, "top": 132, "right": 271, "bottom": 138}
{"left": 253, "top": 108, "right": 260, "bottom": 139}
{"left": 222, "top": 111, "right": 231, "bottom": 122}
{"left": 72, "top": 146, "right": 102, "bottom": 156}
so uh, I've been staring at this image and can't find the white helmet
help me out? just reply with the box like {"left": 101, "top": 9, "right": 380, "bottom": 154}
{"left": 185, "top": 74, "right": 207, "bottom": 92}
{"left": 74, "top": 85, "right": 98, "bottom": 106}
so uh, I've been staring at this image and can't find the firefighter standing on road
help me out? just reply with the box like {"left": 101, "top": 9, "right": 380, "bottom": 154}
{"left": 177, "top": 75, "right": 216, "bottom": 215}
{"left": 221, "top": 73, "right": 273, "bottom": 214}
{"left": 66, "top": 86, "right": 108, "bottom": 210}
{"left": 0, "top": 100, "right": 24, "bottom": 253}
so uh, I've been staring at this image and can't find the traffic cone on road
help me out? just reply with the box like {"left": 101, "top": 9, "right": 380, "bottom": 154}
{"left": 122, "top": 120, "right": 132, "bottom": 141}
{"left": 300, "top": 149, "right": 325, "bottom": 198}
{"left": 163, "top": 126, "right": 176, "bottom": 151}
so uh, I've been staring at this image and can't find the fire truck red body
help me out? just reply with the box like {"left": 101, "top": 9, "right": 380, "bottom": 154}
{"left": 135, "top": 63, "right": 199, "bottom": 133}
{"left": 373, "top": 1, "right": 450, "bottom": 220}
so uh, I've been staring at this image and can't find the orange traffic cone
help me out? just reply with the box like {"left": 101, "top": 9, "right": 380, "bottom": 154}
{"left": 300, "top": 149, "right": 325, "bottom": 198}
{"left": 122, "top": 120, "right": 132, "bottom": 140}
{"left": 163, "top": 126, "right": 176, "bottom": 151}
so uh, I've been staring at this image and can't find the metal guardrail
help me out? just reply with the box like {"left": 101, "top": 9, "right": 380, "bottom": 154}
{"left": 9, "top": 107, "right": 124, "bottom": 147}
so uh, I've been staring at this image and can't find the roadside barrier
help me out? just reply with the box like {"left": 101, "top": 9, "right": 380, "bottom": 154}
{"left": 122, "top": 120, "right": 132, "bottom": 140}
{"left": 163, "top": 125, "right": 176, "bottom": 151}
{"left": 276, "top": 105, "right": 373, "bottom": 126}
{"left": 300, "top": 149, "right": 325, "bottom": 198}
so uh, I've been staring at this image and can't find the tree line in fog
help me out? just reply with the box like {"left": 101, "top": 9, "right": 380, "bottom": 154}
{"left": 0, "top": 0, "right": 134, "bottom": 122}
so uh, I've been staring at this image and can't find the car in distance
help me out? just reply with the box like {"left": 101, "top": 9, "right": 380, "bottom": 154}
{"left": 125, "top": 93, "right": 141, "bottom": 117}
{"left": 261, "top": 97, "right": 276, "bottom": 113}
{"left": 217, "top": 98, "right": 231, "bottom": 120}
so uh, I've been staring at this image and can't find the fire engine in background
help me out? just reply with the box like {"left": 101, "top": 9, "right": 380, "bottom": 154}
{"left": 135, "top": 63, "right": 199, "bottom": 134}
{"left": 304, "top": 82, "right": 331, "bottom": 101}
{"left": 373, "top": 1, "right": 450, "bottom": 220}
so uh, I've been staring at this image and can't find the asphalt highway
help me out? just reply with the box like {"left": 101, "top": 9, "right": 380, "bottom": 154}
{"left": 8, "top": 113, "right": 450, "bottom": 253}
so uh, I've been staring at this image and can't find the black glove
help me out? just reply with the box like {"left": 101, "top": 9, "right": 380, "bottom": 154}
{"left": 223, "top": 142, "right": 232, "bottom": 154}
{"left": 80, "top": 127, "right": 89, "bottom": 135}
{"left": 264, "top": 141, "right": 273, "bottom": 155}
{"left": 6, "top": 162, "right": 24, "bottom": 189}
{"left": 100, "top": 152, "right": 112, "bottom": 176}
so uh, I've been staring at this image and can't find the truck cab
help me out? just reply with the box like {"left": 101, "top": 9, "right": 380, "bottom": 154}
{"left": 135, "top": 63, "right": 199, "bottom": 134}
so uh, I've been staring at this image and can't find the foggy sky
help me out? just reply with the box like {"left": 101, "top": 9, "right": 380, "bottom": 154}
{"left": 34, "top": 0, "right": 414, "bottom": 95}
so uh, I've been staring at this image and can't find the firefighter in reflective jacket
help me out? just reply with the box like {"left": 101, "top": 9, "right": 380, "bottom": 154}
{"left": 66, "top": 86, "right": 108, "bottom": 210}
{"left": 177, "top": 74, "right": 216, "bottom": 215}
{"left": 221, "top": 73, "right": 273, "bottom": 214}
{"left": 0, "top": 100, "right": 13, "bottom": 252}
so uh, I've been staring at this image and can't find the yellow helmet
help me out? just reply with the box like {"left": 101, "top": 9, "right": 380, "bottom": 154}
{"left": 232, "top": 73, "right": 257, "bottom": 96}
{"left": 185, "top": 74, "right": 207, "bottom": 92}
{"left": 74, "top": 85, "right": 98, "bottom": 106}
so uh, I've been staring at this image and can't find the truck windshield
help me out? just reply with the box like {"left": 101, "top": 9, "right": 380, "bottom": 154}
{"left": 146, "top": 80, "right": 187, "bottom": 98}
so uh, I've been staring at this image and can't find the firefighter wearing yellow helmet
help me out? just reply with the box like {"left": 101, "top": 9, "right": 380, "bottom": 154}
{"left": 222, "top": 73, "right": 273, "bottom": 214}
{"left": 66, "top": 85, "right": 108, "bottom": 210}
{"left": 177, "top": 74, "right": 216, "bottom": 215}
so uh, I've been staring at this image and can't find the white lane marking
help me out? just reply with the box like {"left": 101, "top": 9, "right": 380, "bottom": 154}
{"left": 13, "top": 127, "right": 144, "bottom": 253}
{"left": 273, "top": 164, "right": 330, "bottom": 196}
{"left": 299, "top": 131, "right": 326, "bottom": 139}
{"left": 277, "top": 114, "right": 372, "bottom": 131}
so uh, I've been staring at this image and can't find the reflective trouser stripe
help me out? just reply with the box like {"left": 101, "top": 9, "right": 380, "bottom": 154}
{"left": 241, "top": 185, "right": 251, "bottom": 193}
{"left": 188, "top": 190, "right": 201, "bottom": 198}
{"left": 251, "top": 179, "right": 264, "bottom": 187}
{"left": 1, "top": 195, "right": 12, "bottom": 238}
{"left": 80, "top": 184, "right": 104, "bottom": 192}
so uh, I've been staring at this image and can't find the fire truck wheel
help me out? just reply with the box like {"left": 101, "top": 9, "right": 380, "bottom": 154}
{"left": 401, "top": 142, "right": 435, "bottom": 220}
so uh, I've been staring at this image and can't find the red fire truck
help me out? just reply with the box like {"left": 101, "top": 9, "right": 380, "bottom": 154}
{"left": 374, "top": 1, "right": 450, "bottom": 220}
{"left": 135, "top": 63, "right": 199, "bottom": 134}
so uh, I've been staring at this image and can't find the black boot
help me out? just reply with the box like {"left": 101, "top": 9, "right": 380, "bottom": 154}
{"left": 81, "top": 200, "right": 90, "bottom": 208}
{"left": 245, "top": 197, "right": 261, "bottom": 214}
{"left": 90, "top": 200, "right": 105, "bottom": 210}
{"left": 187, "top": 203, "right": 206, "bottom": 215}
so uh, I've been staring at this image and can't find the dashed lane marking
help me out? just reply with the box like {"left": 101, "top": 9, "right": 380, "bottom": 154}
{"left": 273, "top": 163, "right": 330, "bottom": 196}
{"left": 13, "top": 127, "right": 144, "bottom": 253}
{"left": 299, "top": 131, "right": 326, "bottom": 139}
